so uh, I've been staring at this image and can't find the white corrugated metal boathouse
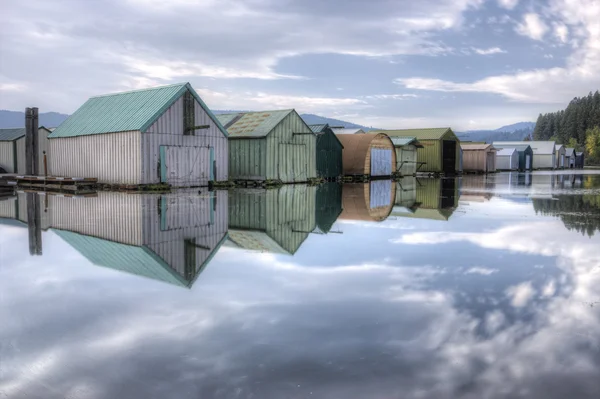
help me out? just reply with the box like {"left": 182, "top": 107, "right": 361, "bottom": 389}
{"left": 48, "top": 83, "right": 228, "bottom": 187}
{"left": 495, "top": 148, "right": 519, "bottom": 171}
{"left": 0, "top": 127, "right": 52, "bottom": 174}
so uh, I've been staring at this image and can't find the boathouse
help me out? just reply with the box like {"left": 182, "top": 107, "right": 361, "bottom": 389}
{"left": 495, "top": 148, "right": 519, "bottom": 171}
{"left": 217, "top": 110, "right": 316, "bottom": 183}
{"left": 575, "top": 152, "right": 585, "bottom": 168}
{"left": 389, "top": 136, "right": 422, "bottom": 176}
{"left": 314, "top": 182, "right": 343, "bottom": 234}
{"left": 565, "top": 148, "right": 575, "bottom": 168}
{"left": 555, "top": 144, "right": 566, "bottom": 169}
{"left": 47, "top": 83, "right": 228, "bottom": 187}
{"left": 0, "top": 127, "right": 51, "bottom": 174}
{"left": 496, "top": 141, "right": 555, "bottom": 169}
{"left": 460, "top": 143, "right": 497, "bottom": 173}
{"left": 336, "top": 133, "right": 396, "bottom": 177}
{"left": 372, "top": 128, "right": 460, "bottom": 175}
{"left": 309, "top": 124, "right": 344, "bottom": 180}
{"left": 492, "top": 143, "right": 533, "bottom": 171}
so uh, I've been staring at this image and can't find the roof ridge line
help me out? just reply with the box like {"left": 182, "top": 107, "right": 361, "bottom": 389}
{"left": 90, "top": 82, "right": 189, "bottom": 98}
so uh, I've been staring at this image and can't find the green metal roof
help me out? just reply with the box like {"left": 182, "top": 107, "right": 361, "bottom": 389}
{"left": 52, "top": 229, "right": 189, "bottom": 287}
{"left": 309, "top": 124, "right": 328, "bottom": 133}
{"left": 216, "top": 109, "right": 293, "bottom": 138}
{"left": 0, "top": 128, "right": 25, "bottom": 141}
{"left": 371, "top": 128, "right": 454, "bottom": 140}
{"left": 49, "top": 83, "right": 228, "bottom": 138}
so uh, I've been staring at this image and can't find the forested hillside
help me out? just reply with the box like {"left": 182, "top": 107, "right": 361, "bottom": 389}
{"left": 533, "top": 91, "right": 600, "bottom": 163}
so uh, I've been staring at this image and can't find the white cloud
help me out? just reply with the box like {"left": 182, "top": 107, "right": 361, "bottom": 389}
{"left": 506, "top": 282, "right": 536, "bottom": 307}
{"left": 554, "top": 23, "right": 569, "bottom": 43}
{"left": 516, "top": 13, "right": 548, "bottom": 41}
{"left": 363, "top": 94, "right": 419, "bottom": 100}
{"left": 465, "top": 267, "right": 499, "bottom": 275}
{"left": 497, "top": 0, "right": 519, "bottom": 10}
{"left": 472, "top": 47, "right": 507, "bottom": 55}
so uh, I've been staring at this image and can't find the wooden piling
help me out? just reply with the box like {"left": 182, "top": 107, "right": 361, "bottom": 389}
{"left": 32, "top": 107, "right": 39, "bottom": 175}
{"left": 25, "top": 108, "right": 33, "bottom": 175}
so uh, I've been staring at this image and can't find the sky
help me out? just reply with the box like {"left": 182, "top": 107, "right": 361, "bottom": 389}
{"left": 1, "top": 0, "right": 599, "bottom": 130}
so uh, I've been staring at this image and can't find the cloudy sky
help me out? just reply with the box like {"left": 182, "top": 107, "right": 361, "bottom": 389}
{"left": 1, "top": 0, "right": 600, "bottom": 130}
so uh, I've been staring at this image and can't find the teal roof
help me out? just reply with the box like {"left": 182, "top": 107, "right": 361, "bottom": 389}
{"left": 49, "top": 83, "right": 228, "bottom": 138}
{"left": 216, "top": 109, "right": 294, "bottom": 138}
{"left": 0, "top": 128, "right": 25, "bottom": 141}
{"left": 390, "top": 136, "right": 420, "bottom": 147}
{"left": 52, "top": 229, "right": 189, "bottom": 287}
{"left": 309, "top": 124, "right": 328, "bottom": 133}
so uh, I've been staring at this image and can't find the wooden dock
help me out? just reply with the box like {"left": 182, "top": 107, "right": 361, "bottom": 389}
{"left": 0, "top": 175, "right": 98, "bottom": 195}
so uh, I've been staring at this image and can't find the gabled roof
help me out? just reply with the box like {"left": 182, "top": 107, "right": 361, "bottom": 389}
{"left": 461, "top": 143, "right": 495, "bottom": 151}
{"left": 216, "top": 109, "right": 296, "bottom": 138}
{"left": 556, "top": 144, "right": 564, "bottom": 151}
{"left": 492, "top": 143, "right": 532, "bottom": 152}
{"left": 311, "top": 123, "right": 344, "bottom": 148}
{"left": 371, "top": 127, "right": 454, "bottom": 140}
{"left": 49, "top": 83, "right": 228, "bottom": 138}
{"left": 227, "top": 229, "right": 290, "bottom": 254}
{"left": 0, "top": 127, "right": 51, "bottom": 141}
{"left": 331, "top": 127, "right": 365, "bottom": 135}
{"left": 565, "top": 148, "right": 575, "bottom": 157}
{"left": 308, "top": 124, "right": 328, "bottom": 133}
{"left": 494, "top": 141, "right": 555, "bottom": 155}
{"left": 497, "top": 148, "right": 517, "bottom": 156}
{"left": 390, "top": 136, "right": 423, "bottom": 148}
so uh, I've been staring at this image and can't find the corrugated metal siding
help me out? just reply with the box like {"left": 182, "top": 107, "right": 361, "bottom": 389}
{"left": 395, "top": 145, "right": 418, "bottom": 176}
{"left": 228, "top": 185, "right": 316, "bottom": 254}
{"left": 229, "top": 138, "right": 267, "bottom": 180}
{"left": 316, "top": 131, "right": 343, "bottom": 179}
{"left": 462, "top": 150, "right": 487, "bottom": 172}
{"left": 143, "top": 96, "right": 228, "bottom": 185}
{"left": 496, "top": 151, "right": 518, "bottom": 170}
{"left": 315, "top": 182, "right": 342, "bottom": 233}
{"left": 0, "top": 142, "right": 15, "bottom": 172}
{"left": 395, "top": 177, "right": 417, "bottom": 208}
{"left": 416, "top": 178, "right": 459, "bottom": 210}
{"left": 267, "top": 111, "right": 316, "bottom": 182}
{"left": 0, "top": 196, "right": 17, "bottom": 218}
{"left": 533, "top": 154, "right": 555, "bottom": 169}
{"left": 415, "top": 130, "right": 460, "bottom": 173}
{"left": 339, "top": 182, "right": 396, "bottom": 222}
{"left": 49, "top": 131, "right": 142, "bottom": 184}
{"left": 49, "top": 192, "right": 144, "bottom": 245}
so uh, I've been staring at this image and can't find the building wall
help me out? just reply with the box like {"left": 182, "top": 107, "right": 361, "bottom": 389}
{"left": 0, "top": 196, "right": 17, "bottom": 219}
{"left": 316, "top": 131, "right": 343, "bottom": 179}
{"left": 462, "top": 150, "right": 487, "bottom": 172}
{"left": 364, "top": 135, "right": 396, "bottom": 176}
{"left": 0, "top": 141, "right": 15, "bottom": 173}
{"left": 143, "top": 95, "right": 229, "bottom": 185}
{"left": 266, "top": 112, "right": 317, "bottom": 182}
{"left": 555, "top": 147, "right": 566, "bottom": 169}
{"left": 228, "top": 139, "right": 267, "bottom": 180}
{"left": 14, "top": 128, "right": 51, "bottom": 175}
{"left": 497, "top": 152, "right": 518, "bottom": 170}
{"left": 395, "top": 145, "right": 418, "bottom": 176}
{"left": 395, "top": 177, "right": 417, "bottom": 208}
{"left": 49, "top": 131, "right": 142, "bottom": 184}
{"left": 16, "top": 137, "right": 26, "bottom": 174}
{"left": 416, "top": 132, "right": 460, "bottom": 173}
{"left": 533, "top": 154, "right": 555, "bottom": 169}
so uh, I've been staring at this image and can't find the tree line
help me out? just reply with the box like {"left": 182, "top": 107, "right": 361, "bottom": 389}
{"left": 532, "top": 91, "right": 600, "bottom": 164}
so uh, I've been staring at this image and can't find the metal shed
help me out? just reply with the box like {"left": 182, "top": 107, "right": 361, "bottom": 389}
{"left": 565, "top": 148, "right": 575, "bottom": 168}
{"left": 228, "top": 185, "right": 316, "bottom": 255}
{"left": 371, "top": 128, "right": 460, "bottom": 175}
{"left": 495, "top": 141, "right": 555, "bottom": 169}
{"left": 48, "top": 83, "right": 228, "bottom": 187}
{"left": 555, "top": 144, "right": 566, "bottom": 169}
{"left": 315, "top": 182, "right": 343, "bottom": 234}
{"left": 492, "top": 143, "right": 533, "bottom": 171}
{"left": 495, "top": 148, "right": 519, "bottom": 170}
{"left": 575, "top": 152, "right": 585, "bottom": 168}
{"left": 309, "top": 124, "right": 344, "bottom": 180}
{"left": 460, "top": 143, "right": 497, "bottom": 173}
{"left": 339, "top": 181, "right": 396, "bottom": 222}
{"left": 217, "top": 110, "right": 316, "bottom": 183}
{"left": 389, "top": 137, "right": 423, "bottom": 176}
{"left": 397, "top": 178, "right": 458, "bottom": 221}
{"left": 0, "top": 127, "right": 51, "bottom": 174}
{"left": 336, "top": 133, "right": 396, "bottom": 177}
{"left": 48, "top": 190, "right": 228, "bottom": 288}
{"left": 390, "top": 177, "right": 418, "bottom": 217}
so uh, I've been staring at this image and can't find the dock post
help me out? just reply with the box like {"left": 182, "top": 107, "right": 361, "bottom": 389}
{"left": 26, "top": 192, "right": 42, "bottom": 255}
{"left": 32, "top": 107, "right": 39, "bottom": 175}
{"left": 25, "top": 108, "right": 33, "bottom": 175}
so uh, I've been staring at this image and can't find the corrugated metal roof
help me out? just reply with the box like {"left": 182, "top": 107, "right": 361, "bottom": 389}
{"left": 49, "top": 83, "right": 228, "bottom": 138}
{"left": 390, "top": 136, "right": 418, "bottom": 146}
{"left": 217, "top": 110, "right": 294, "bottom": 137}
{"left": 309, "top": 124, "right": 328, "bottom": 133}
{"left": 0, "top": 128, "right": 25, "bottom": 141}
{"left": 227, "top": 229, "right": 289, "bottom": 254}
{"left": 492, "top": 143, "right": 532, "bottom": 152}
{"left": 461, "top": 143, "right": 495, "bottom": 151}
{"left": 53, "top": 229, "right": 188, "bottom": 287}
{"left": 565, "top": 148, "right": 575, "bottom": 157}
{"left": 494, "top": 141, "right": 555, "bottom": 155}
{"left": 371, "top": 127, "right": 453, "bottom": 140}
{"left": 556, "top": 144, "right": 564, "bottom": 151}
{"left": 331, "top": 128, "right": 365, "bottom": 134}
{"left": 497, "top": 148, "right": 517, "bottom": 156}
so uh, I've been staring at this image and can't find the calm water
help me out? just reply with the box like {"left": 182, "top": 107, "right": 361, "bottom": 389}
{"left": 1, "top": 172, "right": 600, "bottom": 399}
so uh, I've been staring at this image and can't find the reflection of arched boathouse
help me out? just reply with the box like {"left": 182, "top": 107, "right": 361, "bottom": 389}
{"left": 339, "top": 181, "right": 396, "bottom": 222}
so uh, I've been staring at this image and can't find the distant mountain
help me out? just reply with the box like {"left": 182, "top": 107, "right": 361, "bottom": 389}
{"left": 0, "top": 110, "right": 69, "bottom": 129}
{"left": 457, "top": 122, "right": 535, "bottom": 143}
{"left": 495, "top": 122, "right": 536, "bottom": 133}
